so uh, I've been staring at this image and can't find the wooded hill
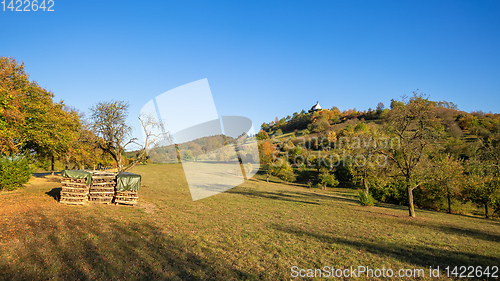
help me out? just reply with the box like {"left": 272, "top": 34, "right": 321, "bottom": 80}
{"left": 257, "top": 95, "right": 500, "bottom": 218}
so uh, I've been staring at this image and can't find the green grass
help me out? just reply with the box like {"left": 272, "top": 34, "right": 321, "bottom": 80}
{"left": 0, "top": 163, "right": 499, "bottom": 280}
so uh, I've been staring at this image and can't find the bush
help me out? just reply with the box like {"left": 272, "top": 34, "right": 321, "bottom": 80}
{"left": 256, "top": 130, "right": 269, "bottom": 140}
{"left": 358, "top": 190, "right": 375, "bottom": 206}
{"left": 371, "top": 179, "right": 407, "bottom": 205}
{"left": 334, "top": 161, "right": 353, "bottom": 182}
{"left": 0, "top": 155, "right": 33, "bottom": 191}
{"left": 319, "top": 167, "right": 339, "bottom": 189}
{"left": 312, "top": 118, "right": 330, "bottom": 133}
{"left": 269, "top": 158, "right": 296, "bottom": 183}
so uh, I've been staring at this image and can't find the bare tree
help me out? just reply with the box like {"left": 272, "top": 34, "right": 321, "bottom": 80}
{"left": 90, "top": 100, "right": 135, "bottom": 172}
{"left": 123, "top": 113, "right": 170, "bottom": 171}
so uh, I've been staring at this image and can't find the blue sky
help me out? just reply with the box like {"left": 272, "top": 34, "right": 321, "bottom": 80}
{"left": 1, "top": 0, "right": 499, "bottom": 144}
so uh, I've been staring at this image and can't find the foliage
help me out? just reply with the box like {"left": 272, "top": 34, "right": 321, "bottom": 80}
{"left": 426, "top": 155, "right": 464, "bottom": 213}
{"left": 256, "top": 130, "right": 269, "bottom": 140}
{"left": 371, "top": 178, "right": 408, "bottom": 205}
{"left": 318, "top": 167, "right": 339, "bottom": 190}
{"left": 269, "top": 158, "right": 296, "bottom": 182}
{"left": 461, "top": 160, "right": 500, "bottom": 218}
{"left": 0, "top": 57, "right": 80, "bottom": 160}
{"left": 358, "top": 190, "right": 375, "bottom": 206}
{"left": 379, "top": 93, "right": 442, "bottom": 217}
{"left": 333, "top": 161, "right": 353, "bottom": 182}
{"left": 259, "top": 140, "right": 277, "bottom": 165}
{"left": 311, "top": 117, "right": 330, "bottom": 133}
{"left": 0, "top": 154, "right": 33, "bottom": 191}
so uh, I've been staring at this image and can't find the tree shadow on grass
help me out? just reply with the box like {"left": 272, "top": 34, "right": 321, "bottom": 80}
{"left": 0, "top": 213, "right": 259, "bottom": 280}
{"left": 272, "top": 224, "right": 500, "bottom": 269}
{"left": 45, "top": 188, "right": 61, "bottom": 202}
{"left": 385, "top": 217, "right": 500, "bottom": 243}
{"left": 228, "top": 187, "right": 361, "bottom": 206}
{"left": 227, "top": 189, "right": 321, "bottom": 205}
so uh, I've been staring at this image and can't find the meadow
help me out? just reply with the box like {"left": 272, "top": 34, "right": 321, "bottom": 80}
{"left": 0, "top": 163, "right": 499, "bottom": 280}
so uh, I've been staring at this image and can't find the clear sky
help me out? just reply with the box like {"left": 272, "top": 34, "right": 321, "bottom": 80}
{"left": 1, "top": 0, "right": 499, "bottom": 144}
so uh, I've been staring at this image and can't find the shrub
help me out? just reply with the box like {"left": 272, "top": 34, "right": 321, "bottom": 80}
{"left": 312, "top": 118, "right": 330, "bottom": 133}
{"left": 358, "top": 190, "right": 375, "bottom": 206}
{"left": 275, "top": 129, "right": 283, "bottom": 136}
{"left": 269, "top": 158, "right": 296, "bottom": 183}
{"left": 0, "top": 155, "right": 33, "bottom": 191}
{"left": 354, "top": 123, "right": 368, "bottom": 132}
{"left": 319, "top": 167, "right": 339, "bottom": 190}
{"left": 371, "top": 179, "right": 407, "bottom": 205}
{"left": 334, "top": 161, "right": 353, "bottom": 182}
{"left": 256, "top": 130, "right": 269, "bottom": 140}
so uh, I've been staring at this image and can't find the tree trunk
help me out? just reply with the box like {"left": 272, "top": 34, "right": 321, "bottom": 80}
{"left": 447, "top": 193, "right": 452, "bottom": 214}
{"left": 407, "top": 187, "right": 416, "bottom": 217}
{"left": 51, "top": 154, "right": 55, "bottom": 175}
{"left": 485, "top": 203, "right": 489, "bottom": 219}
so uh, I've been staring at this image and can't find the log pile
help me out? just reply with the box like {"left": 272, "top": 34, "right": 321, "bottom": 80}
{"left": 60, "top": 170, "right": 141, "bottom": 206}
{"left": 89, "top": 171, "right": 116, "bottom": 204}
{"left": 115, "top": 172, "right": 141, "bottom": 206}
{"left": 60, "top": 170, "right": 91, "bottom": 205}
{"left": 114, "top": 190, "right": 139, "bottom": 205}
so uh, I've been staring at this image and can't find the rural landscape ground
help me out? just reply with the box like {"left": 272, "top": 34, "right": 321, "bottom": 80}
{"left": 0, "top": 164, "right": 499, "bottom": 280}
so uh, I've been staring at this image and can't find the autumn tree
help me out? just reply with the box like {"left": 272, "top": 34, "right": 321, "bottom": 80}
{"left": 1, "top": 57, "right": 81, "bottom": 178}
{"left": 318, "top": 167, "right": 339, "bottom": 190}
{"left": 429, "top": 155, "right": 464, "bottom": 214}
{"left": 462, "top": 160, "right": 500, "bottom": 218}
{"left": 259, "top": 140, "right": 277, "bottom": 165}
{"left": 461, "top": 128, "right": 500, "bottom": 218}
{"left": 379, "top": 93, "right": 441, "bottom": 217}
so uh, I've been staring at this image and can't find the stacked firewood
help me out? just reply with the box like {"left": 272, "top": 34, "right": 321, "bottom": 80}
{"left": 114, "top": 190, "right": 139, "bottom": 205}
{"left": 60, "top": 170, "right": 141, "bottom": 206}
{"left": 114, "top": 172, "right": 141, "bottom": 206}
{"left": 88, "top": 171, "right": 116, "bottom": 204}
{"left": 60, "top": 177, "right": 90, "bottom": 205}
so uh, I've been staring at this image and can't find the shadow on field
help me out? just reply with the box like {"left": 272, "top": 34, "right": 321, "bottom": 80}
{"left": 228, "top": 189, "right": 319, "bottom": 205}
{"left": 432, "top": 225, "right": 500, "bottom": 243}
{"left": 273, "top": 224, "right": 500, "bottom": 269}
{"left": 0, "top": 214, "right": 258, "bottom": 281}
{"left": 388, "top": 218, "right": 500, "bottom": 243}
{"left": 46, "top": 187, "right": 61, "bottom": 201}
{"left": 228, "top": 188, "right": 360, "bottom": 206}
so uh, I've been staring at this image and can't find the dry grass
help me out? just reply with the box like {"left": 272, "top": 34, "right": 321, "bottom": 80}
{"left": 0, "top": 163, "right": 499, "bottom": 280}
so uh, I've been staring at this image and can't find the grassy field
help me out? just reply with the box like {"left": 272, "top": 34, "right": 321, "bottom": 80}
{"left": 0, "top": 164, "right": 499, "bottom": 280}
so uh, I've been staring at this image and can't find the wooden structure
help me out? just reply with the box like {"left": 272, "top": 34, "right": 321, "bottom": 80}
{"left": 115, "top": 190, "right": 139, "bottom": 205}
{"left": 60, "top": 170, "right": 141, "bottom": 206}
{"left": 60, "top": 170, "right": 91, "bottom": 205}
{"left": 89, "top": 171, "right": 116, "bottom": 204}
{"left": 114, "top": 172, "right": 141, "bottom": 206}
